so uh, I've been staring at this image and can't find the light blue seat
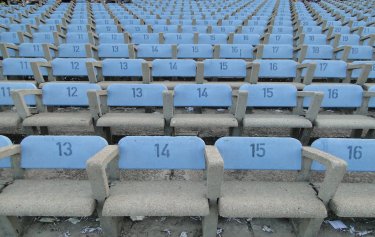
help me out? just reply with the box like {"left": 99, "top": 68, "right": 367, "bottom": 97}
{"left": 256, "top": 44, "right": 293, "bottom": 59}
{"left": 196, "top": 20, "right": 217, "bottom": 25}
{"left": 203, "top": 59, "right": 247, "bottom": 78}
{"left": 177, "top": 44, "right": 213, "bottom": 59}
{"left": 136, "top": 44, "right": 173, "bottom": 59}
{"left": 98, "top": 43, "right": 130, "bottom": 58}
{"left": 164, "top": 33, "right": 194, "bottom": 44}
{"left": 152, "top": 59, "right": 196, "bottom": 77}
{"left": 271, "top": 26, "right": 294, "bottom": 34}
{"left": 267, "top": 34, "right": 293, "bottom": 45}
{"left": 300, "top": 34, "right": 327, "bottom": 45}
{"left": 247, "top": 20, "right": 268, "bottom": 27}
{"left": 299, "top": 26, "right": 322, "bottom": 34}
{"left": 0, "top": 82, "right": 36, "bottom": 106}
{"left": 198, "top": 34, "right": 227, "bottom": 44}
{"left": 51, "top": 58, "right": 97, "bottom": 78}
{"left": 2, "top": 58, "right": 48, "bottom": 78}
{"left": 67, "top": 24, "right": 91, "bottom": 32}
{"left": 96, "top": 25, "right": 120, "bottom": 34}
{"left": 152, "top": 25, "right": 178, "bottom": 33}
{"left": 217, "top": 44, "right": 253, "bottom": 59}
{"left": 301, "top": 60, "right": 347, "bottom": 83}
{"left": 221, "top": 20, "right": 242, "bottom": 26}
{"left": 57, "top": 43, "right": 92, "bottom": 58}
{"left": 180, "top": 25, "right": 208, "bottom": 33}
{"left": 351, "top": 61, "right": 375, "bottom": 85}
{"left": 310, "top": 138, "right": 375, "bottom": 217}
{"left": 232, "top": 33, "right": 260, "bottom": 45}
{"left": 132, "top": 33, "right": 160, "bottom": 44}
{"left": 253, "top": 59, "right": 297, "bottom": 78}
{"left": 7, "top": 24, "right": 30, "bottom": 33}
{"left": 97, "top": 59, "right": 146, "bottom": 80}
{"left": 99, "top": 33, "right": 127, "bottom": 44}
{"left": 328, "top": 26, "right": 350, "bottom": 34}
{"left": 17, "top": 43, "right": 53, "bottom": 58}
{"left": 96, "top": 19, "right": 115, "bottom": 25}
{"left": 211, "top": 26, "right": 236, "bottom": 34}
{"left": 0, "top": 135, "right": 12, "bottom": 168}
{"left": 0, "top": 32, "right": 29, "bottom": 44}
{"left": 297, "top": 45, "right": 333, "bottom": 60}
{"left": 123, "top": 25, "right": 149, "bottom": 34}
{"left": 66, "top": 32, "right": 96, "bottom": 44}
{"left": 332, "top": 34, "right": 360, "bottom": 46}
{"left": 38, "top": 24, "right": 63, "bottom": 33}
{"left": 336, "top": 46, "right": 373, "bottom": 61}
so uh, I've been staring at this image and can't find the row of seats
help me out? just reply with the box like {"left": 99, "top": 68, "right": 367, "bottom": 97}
{"left": 1, "top": 58, "right": 374, "bottom": 88}
{"left": 1, "top": 82, "right": 375, "bottom": 143}
{"left": 0, "top": 134, "right": 371, "bottom": 237}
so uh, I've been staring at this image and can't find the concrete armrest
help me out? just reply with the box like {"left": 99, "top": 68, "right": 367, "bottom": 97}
{"left": 86, "top": 145, "right": 119, "bottom": 202}
{"left": 11, "top": 89, "right": 42, "bottom": 119}
{"left": 297, "top": 91, "right": 323, "bottom": 121}
{"left": 348, "top": 63, "right": 372, "bottom": 85}
{"left": 86, "top": 61, "right": 102, "bottom": 83}
{"left": 302, "top": 147, "right": 347, "bottom": 204}
{"left": 297, "top": 62, "right": 316, "bottom": 84}
{"left": 363, "top": 91, "right": 375, "bottom": 98}
{"left": 87, "top": 89, "right": 108, "bottom": 120}
{"left": 0, "top": 145, "right": 21, "bottom": 159}
{"left": 205, "top": 146, "right": 224, "bottom": 200}
{"left": 162, "top": 90, "right": 173, "bottom": 121}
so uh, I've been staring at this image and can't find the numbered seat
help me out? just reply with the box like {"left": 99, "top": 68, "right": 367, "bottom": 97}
{"left": 65, "top": 32, "right": 98, "bottom": 45}
{"left": 98, "top": 33, "right": 129, "bottom": 44}
{"left": 250, "top": 59, "right": 312, "bottom": 89}
{"left": 0, "top": 82, "right": 36, "bottom": 134}
{"left": 95, "top": 25, "right": 121, "bottom": 34}
{"left": 198, "top": 34, "right": 228, "bottom": 44}
{"left": 197, "top": 59, "right": 250, "bottom": 88}
{"left": 57, "top": 43, "right": 97, "bottom": 58}
{"left": 169, "top": 84, "right": 239, "bottom": 136}
{"left": 253, "top": 44, "right": 294, "bottom": 59}
{"left": 123, "top": 25, "right": 150, "bottom": 34}
{"left": 240, "top": 26, "right": 266, "bottom": 34}
{"left": 335, "top": 45, "right": 373, "bottom": 62}
{"left": 0, "top": 32, "right": 31, "bottom": 44}
{"left": 0, "top": 42, "right": 53, "bottom": 59}
{"left": 177, "top": 44, "right": 213, "bottom": 59}
{"left": 302, "top": 84, "right": 375, "bottom": 143}
{"left": 296, "top": 34, "right": 327, "bottom": 45}
{"left": 301, "top": 60, "right": 370, "bottom": 85}
{"left": 352, "top": 61, "right": 375, "bottom": 89}
{"left": 311, "top": 138, "right": 375, "bottom": 218}
{"left": 1, "top": 57, "right": 48, "bottom": 82}
{"left": 152, "top": 25, "right": 178, "bottom": 33}
{"left": 295, "top": 45, "right": 334, "bottom": 62}
{"left": 135, "top": 44, "right": 175, "bottom": 59}
{"left": 263, "top": 34, "right": 293, "bottom": 45}
{"left": 131, "top": 33, "right": 161, "bottom": 44}
{"left": 230, "top": 33, "right": 261, "bottom": 45}
{"left": 88, "top": 84, "right": 169, "bottom": 140}
{"left": 31, "top": 58, "right": 98, "bottom": 83}
{"left": 87, "top": 136, "right": 221, "bottom": 237}
{"left": 0, "top": 135, "right": 108, "bottom": 235}
{"left": 163, "top": 33, "right": 195, "bottom": 44}
{"left": 236, "top": 84, "right": 322, "bottom": 141}
{"left": 180, "top": 25, "right": 208, "bottom": 33}
{"left": 215, "top": 137, "right": 346, "bottom": 237}
{"left": 213, "top": 44, "right": 254, "bottom": 59}
{"left": 97, "top": 43, "right": 135, "bottom": 59}
{"left": 12, "top": 82, "right": 101, "bottom": 134}
{"left": 211, "top": 26, "right": 236, "bottom": 34}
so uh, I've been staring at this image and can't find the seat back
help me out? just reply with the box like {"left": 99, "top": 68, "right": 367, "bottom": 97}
{"left": 20, "top": 136, "right": 108, "bottom": 169}
{"left": 2, "top": 58, "right": 48, "bottom": 77}
{"left": 0, "top": 135, "right": 12, "bottom": 168}
{"left": 42, "top": 82, "right": 101, "bottom": 106}
{"left": 240, "top": 84, "right": 297, "bottom": 107}
{"left": 58, "top": 44, "right": 90, "bottom": 58}
{"left": 198, "top": 34, "right": 227, "bottom": 44}
{"left": 260, "top": 44, "right": 293, "bottom": 59}
{"left": 98, "top": 43, "right": 130, "bottom": 58}
{"left": 174, "top": 84, "right": 232, "bottom": 107}
{"left": 233, "top": 33, "right": 260, "bottom": 45}
{"left": 0, "top": 82, "right": 36, "bottom": 105}
{"left": 152, "top": 59, "right": 196, "bottom": 77}
{"left": 99, "top": 33, "right": 126, "bottom": 44}
{"left": 101, "top": 58, "right": 145, "bottom": 77}
{"left": 51, "top": 58, "right": 96, "bottom": 77}
{"left": 303, "top": 84, "right": 363, "bottom": 108}
{"left": 164, "top": 33, "right": 194, "bottom": 44}
{"left": 215, "top": 137, "right": 302, "bottom": 170}
{"left": 254, "top": 59, "right": 297, "bottom": 78}
{"left": 301, "top": 60, "right": 347, "bottom": 79}
{"left": 118, "top": 136, "right": 205, "bottom": 169}
{"left": 218, "top": 44, "right": 253, "bottom": 59}
{"left": 203, "top": 59, "right": 246, "bottom": 78}
{"left": 136, "top": 44, "right": 173, "bottom": 58}
{"left": 107, "top": 84, "right": 166, "bottom": 107}
{"left": 311, "top": 138, "right": 375, "bottom": 172}
{"left": 351, "top": 61, "right": 375, "bottom": 79}
{"left": 132, "top": 33, "right": 160, "bottom": 44}
{"left": 177, "top": 44, "right": 213, "bottom": 58}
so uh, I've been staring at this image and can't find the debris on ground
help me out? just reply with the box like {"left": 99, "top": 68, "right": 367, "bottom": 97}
{"left": 159, "top": 217, "right": 167, "bottom": 222}
{"left": 80, "top": 226, "right": 103, "bottom": 234}
{"left": 217, "top": 228, "right": 224, "bottom": 237}
{"left": 190, "top": 216, "right": 201, "bottom": 221}
{"left": 185, "top": 107, "right": 194, "bottom": 112}
{"left": 130, "top": 216, "right": 145, "bottom": 221}
{"left": 66, "top": 217, "right": 80, "bottom": 225}
{"left": 62, "top": 231, "right": 71, "bottom": 237}
{"left": 162, "top": 229, "right": 171, "bottom": 236}
{"left": 262, "top": 225, "right": 274, "bottom": 233}
{"left": 349, "top": 225, "right": 374, "bottom": 236}
{"left": 38, "top": 217, "right": 60, "bottom": 223}
{"left": 180, "top": 231, "right": 188, "bottom": 237}
{"left": 326, "top": 220, "right": 348, "bottom": 230}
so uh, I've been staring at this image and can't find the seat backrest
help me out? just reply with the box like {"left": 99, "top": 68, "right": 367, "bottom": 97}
{"left": 51, "top": 58, "right": 96, "bottom": 77}
{"left": 254, "top": 59, "right": 297, "bottom": 78}
{"left": 203, "top": 59, "right": 247, "bottom": 77}
{"left": 215, "top": 137, "right": 302, "bottom": 170}
{"left": 311, "top": 138, "right": 375, "bottom": 172}
{"left": 218, "top": 44, "right": 253, "bottom": 59}
{"left": 180, "top": 25, "right": 208, "bottom": 33}
{"left": 58, "top": 43, "right": 90, "bottom": 58}
{"left": 336, "top": 46, "right": 373, "bottom": 60}
{"left": 177, "top": 44, "right": 213, "bottom": 59}
{"left": 334, "top": 34, "right": 360, "bottom": 46}
{"left": 211, "top": 26, "right": 236, "bottom": 34}
{"left": 351, "top": 61, "right": 375, "bottom": 79}
{"left": 174, "top": 84, "right": 232, "bottom": 107}
{"left": 42, "top": 82, "right": 101, "bottom": 106}
{"left": 136, "top": 44, "right": 173, "bottom": 59}
{"left": 198, "top": 33, "right": 227, "bottom": 44}
{"left": 132, "top": 33, "right": 160, "bottom": 44}
{"left": 301, "top": 45, "right": 333, "bottom": 60}
{"left": 20, "top": 136, "right": 108, "bottom": 169}
{"left": 0, "top": 32, "right": 23, "bottom": 44}
{"left": 152, "top": 59, "right": 196, "bottom": 77}
{"left": 107, "top": 84, "right": 166, "bottom": 107}
{"left": 301, "top": 60, "right": 347, "bottom": 78}
{"left": 0, "top": 135, "right": 12, "bottom": 168}
{"left": 164, "top": 33, "right": 194, "bottom": 44}
{"left": 303, "top": 84, "right": 363, "bottom": 108}
{"left": 67, "top": 24, "right": 90, "bottom": 32}
{"left": 118, "top": 136, "right": 206, "bottom": 169}
{"left": 233, "top": 33, "right": 260, "bottom": 45}
{"left": 300, "top": 26, "right": 322, "bottom": 34}
{"left": 101, "top": 58, "right": 145, "bottom": 77}
{"left": 267, "top": 34, "right": 293, "bottom": 45}
{"left": 98, "top": 43, "right": 130, "bottom": 58}
{"left": 0, "top": 82, "right": 36, "bottom": 106}
{"left": 271, "top": 26, "right": 294, "bottom": 34}
{"left": 2, "top": 58, "right": 48, "bottom": 76}
{"left": 123, "top": 25, "right": 149, "bottom": 34}
{"left": 19, "top": 43, "right": 51, "bottom": 58}
{"left": 260, "top": 44, "right": 293, "bottom": 59}
{"left": 239, "top": 84, "right": 297, "bottom": 107}
{"left": 99, "top": 33, "right": 126, "bottom": 44}
{"left": 66, "top": 32, "right": 92, "bottom": 44}
{"left": 302, "top": 34, "right": 327, "bottom": 45}
{"left": 241, "top": 26, "right": 266, "bottom": 34}
{"left": 96, "top": 25, "right": 119, "bottom": 34}
{"left": 152, "top": 24, "right": 178, "bottom": 33}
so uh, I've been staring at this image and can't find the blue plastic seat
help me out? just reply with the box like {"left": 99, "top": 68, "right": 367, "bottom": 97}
{"left": 336, "top": 46, "right": 373, "bottom": 61}
{"left": 221, "top": 20, "right": 243, "bottom": 26}
{"left": 232, "top": 33, "right": 260, "bottom": 45}
{"left": 253, "top": 59, "right": 297, "bottom": 78}
{"left": 164, "top": 33, "right": 194, "bottom": 44}
{"left": 299, "top": 26, "right": 322, "bottom": 34}
{"left": 152, "top": 59, "right": 196, "bottom": 77}
{"left": 136, "top": 44, "right": 173, "bottom": 59}
{"left": 67, "top": 24, "right": 91, "bottom": 32}
{"left": 100, "top": 58, "right": 145, "bottom": 78}
{"left": 99, "top": 33, "right": 127, "bottom": 44}
{"left": 177, "top": 44, "right": 213, "bottom": 59}
{"left": 267, "top": 34, "right": 293, "bottom": 45}
{"left": 203, "top": 59, "right": 247, "bottom": 78}
{"left": 51, "top": 58, "right": 97, "bottom": 78}
{"left": 0, "top": 32, "right": 29, "bottom": 44}
{"left": 211, "top": 26, "right": 236, "bottom": 34}
{"left": 180, "top": 25, "right": 208, "bottom": 33}
{"left": 271, "top": 26, "right": 293, "bottom": 34}
{"left": 18, "top": 43, "right": 54, "bottom": 58}
{"left": 57, "top": 43, "right": 94, "bottom": 58}
{"left": 152, "top": 25, "right": 178, "bottom": 33}
{"left": 297, "top": 45, "right": 333, "bottom": 60}
{"left": 123, "top": 25, "right": 149, "bottom": 34}
{"left": 2, "top": 58, "right": 48, "bottom": 78}
{"left": 255, "top": 44, "right": 293, "bottom": 59}
{"left": 300, "top": 34, "right": 327, "bottom": 45}
{"left": 0, "top": 82, "right": 36, "bottom": 106}
{"left": 98, "top": 43, "right": 130, "bottom": 58}
{"left": 216, "top": 44, "right": 253, "bottom": 59}
{"left": 301, "top": 60, "right": 347, "bottom": 83}
{"left": 66, "top": 32, "right": 96, "bottom": 44}
{"left": 96, "top": 25, "right": 120, "bottom": 34}
{"left": 132, "top": 33, "right": 160, "bottom": 44}
{"left": 198, "top": 34, "right": 227, "bottom": 44}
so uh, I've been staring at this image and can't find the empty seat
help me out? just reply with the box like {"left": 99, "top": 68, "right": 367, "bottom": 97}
{"left": 0, "top": 135, "right": 108, "bottom": 233}
{"left": 169, "top": 84, "right": 239, "bottom": 135}
{"left": 198, "top": 34, "right": 227, "bottom": 44}
{"left": 214, "top": 44, "right": 253, "bottom": 59}
{"left": 87, "top": 136, "right": 220, "bottom": 237}
{"left": 253, "top": 44, "right": 294, "bottom": 59}
{"left": 131, "top": 33, "right": 161, "bottom": 44}
{"left": 230, "top": 33, "right": 260, "bottom": 45}
{"left": 12, "top": 82, "right": 101, "bottom": 134}
{"left": 57, "top": 43, "right": 97, "bottom": 58}
{"left": 97, "top": 43, "right": 134, "bottom": 59}
{"left": 163, "top": 33, "right": 194, "bottom": 44}
{"left": 352, "top": 61, "right": 375, "bottom": 88}
{"left": 302, "top": 84, "right": 375, "bottom": 142}
{"left": 88, "top": 84, "right": 169, "bottom": 139}
{"left": 295, "top": 45, "right": 334, "bottom": 62}
{"left": 263, "top": 34, "right": 293, "bottom": 45}
{"left": 177, "top": 44, "right": 213, "bottom": 59}
{"left": 236, "top": 84, "right": 322, "bottom": 140}
{"left": 1, "top": 57, "right": 48, "bottom": 82}
{"left": 98, "top": 33, "right": 129, "bottom": 44}
{"left": 311, "top": 138, "right": 375, "bottom": 217}
{"left": 135, "top": 44, "right": 175, "bottom": 59}
{"left": 215, "top": 136, "right": 345, "bottom": 236}
{"left": 66, "top": 32, "right": 98, "bottom": 44}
